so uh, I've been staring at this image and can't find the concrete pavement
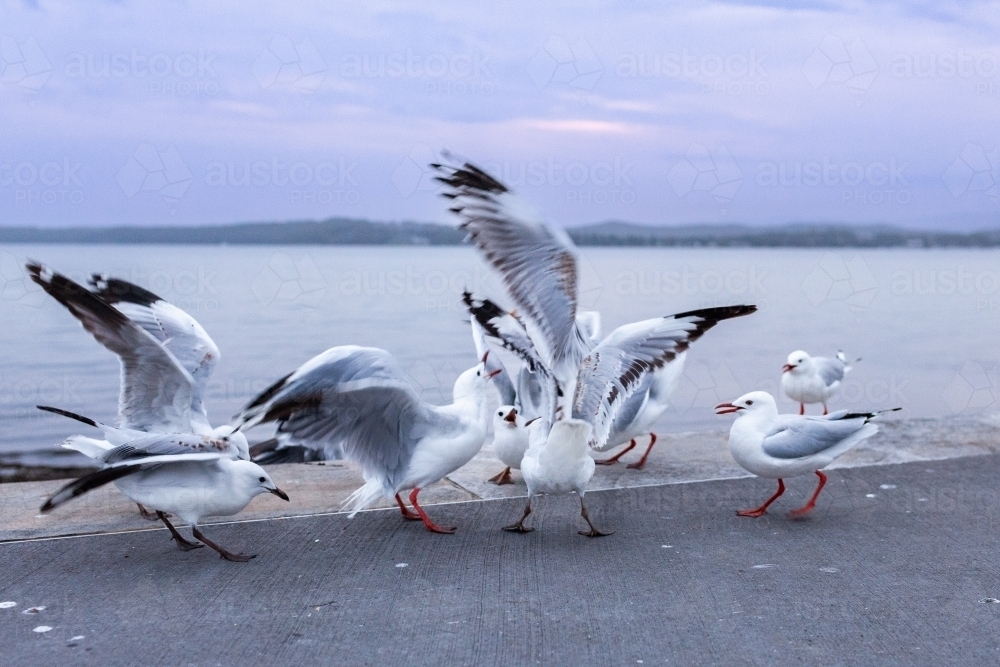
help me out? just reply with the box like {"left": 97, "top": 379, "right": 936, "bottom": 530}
{"left": 3, "top": 441, "right": 1000, "bottom": 665}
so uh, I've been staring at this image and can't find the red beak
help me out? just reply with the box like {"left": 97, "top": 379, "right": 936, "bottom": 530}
{"left": 481, "top": 351, "right": 490, "bottom": 364}
{"left": 503, "top": 409, "right": 517, "bottom": 424}
{"left": 782, "top": 363, "right": 795, "bottom": 373}
{"left": 714, "top": 402, "right": 741, "bottom": 415}
{"left": 487, "top": 368, "right": 502, "bottom": 379}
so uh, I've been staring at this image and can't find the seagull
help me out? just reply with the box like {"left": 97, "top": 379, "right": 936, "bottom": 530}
{"left": 781, "top": 350, "right": 858, "bottom": 415}
{"left": 488, "top": 406, "right": 531, "bottom": 485}
{"left": 236, "top": 346, "right": 500, "bottom": 534}
{"left": 26, "top": 263, "right": 249, "bottom": 516}
{"left": 467, "top": 293, "right": 755, "bottom": 535}
{"left": 715, "top": 391, "right": 899, "bottom": 518}
{"left": 436, "top": 158, "right": 756, "bottom": 474}
{"left": 40, "top": 428, "right": 288, "bottom": 562}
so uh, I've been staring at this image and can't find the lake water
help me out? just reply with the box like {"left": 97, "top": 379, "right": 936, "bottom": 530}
{"left": 2, "top": 244, "right": 999, "bottom": 468}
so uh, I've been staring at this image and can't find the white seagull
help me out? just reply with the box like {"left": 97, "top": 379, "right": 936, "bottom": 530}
{"left": 41, "top": 429, "right": 288, "bottom": 561}
{"left": 715, "top": 391, "right": 899, "bottom": 518}
{"left": 236, "top": 346, "right": 500, "bottom": 534}
{"left": 27, "top": 263, "right": 249, "bottom": 516}
{"left": 436, "top": 159, "right": 756, "bottom": 475}
{"left": 781, "top": 350, "right": 858, "bottom": 415}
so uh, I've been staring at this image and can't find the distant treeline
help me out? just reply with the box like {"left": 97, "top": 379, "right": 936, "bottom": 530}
{"left": 2, "top": 218, "right": 1000, "bottom": 248}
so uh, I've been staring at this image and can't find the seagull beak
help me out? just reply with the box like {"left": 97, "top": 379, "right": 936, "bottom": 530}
{"left": 487, "top": 367, "right": 502, "bottom": 379}
{"left": 481, "top": 351, "right": 490, "bottom": 364}
{"left": 782, "top": 363, "right": 795, "bottom": 373}
{"left": 714, "top": 402, "right": 741, "bottom": 415}
{"left": 270, "top": 487, "right": 290, "bottom": 501}
{"left": 504, "top": 409, "right": 517, "bottom": 424}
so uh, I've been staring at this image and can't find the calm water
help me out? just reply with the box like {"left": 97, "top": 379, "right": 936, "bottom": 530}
{"left": 2, "top": 244, "right": 999, "bottom": 467}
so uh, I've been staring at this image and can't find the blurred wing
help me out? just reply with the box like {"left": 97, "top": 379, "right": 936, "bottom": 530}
{"left": 515, "top": 366, "right": 549, "bottom": 421}
{"left": 435, "top": 159, "right": 587, "bottom": 381}
{"left": 90, "top": 274, "right": 220, "bottom": 429}
{"left": 101, "top": 432, "right": 241, "bottom": 464}
{"left": 237, "top": 346, "right": 454, "bottom": 485}
{"left": 814, "top": 357, "right": 846, "bottom": 387}
{"left": 27, "top": 262, "right": 197, "bottom": 433}
{"left": 574, "top": 305, "right": 757, "bottom": 449}
{"left": 761, "top": 414, "right": 869, "bottom": 459}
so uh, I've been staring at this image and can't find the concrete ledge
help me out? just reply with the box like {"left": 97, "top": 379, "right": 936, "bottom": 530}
{"left": 1, "top": 415, "right": 996, "bottom": 543}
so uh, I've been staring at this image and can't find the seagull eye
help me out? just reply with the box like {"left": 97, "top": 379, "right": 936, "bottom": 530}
{"left": 258, "top": 476, "right": 266, "bottom": 483}
{"left": 746, "top": 400, "right": 753, "bottom": 405}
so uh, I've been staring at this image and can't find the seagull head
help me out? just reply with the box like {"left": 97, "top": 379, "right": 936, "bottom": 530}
{"left": 782, "top": 350, "right": 812, "bottom": 374}
{"left": 453, "top": 356, "right": 499, "bottom": 401}
{"left": 234, "top": 461, "right": 289, "bottom": 502}
{"left": 493, "top": 406, "right": 519, "bottom": 429}
{"left": 715, "top": 391, "right": 777, "bottom": 417}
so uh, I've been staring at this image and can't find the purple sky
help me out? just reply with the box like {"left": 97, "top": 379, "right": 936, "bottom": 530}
{"left": 1, "top": 0, "right": 999, "bottom": 230}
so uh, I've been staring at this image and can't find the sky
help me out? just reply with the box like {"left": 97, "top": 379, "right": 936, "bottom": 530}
{"left": 0, "top": 0, "right": 999, "bottom": 230}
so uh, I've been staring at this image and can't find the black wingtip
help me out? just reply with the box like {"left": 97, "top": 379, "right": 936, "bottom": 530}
{"left": 37, "top": 405, "right": 99, "bottom": 428}
{"left": 88, "top": 274, "right": 163, "bottom": 306}
{"left": 672, "top": 304, "right": 758, "bottom": 321}
{"left": 40, "top": 465, "right": 139, "bottom": 513}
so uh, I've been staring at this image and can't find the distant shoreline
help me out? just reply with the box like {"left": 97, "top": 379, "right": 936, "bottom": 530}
{"left": 2, "top": 218, "right": 1000, "bottom": 248}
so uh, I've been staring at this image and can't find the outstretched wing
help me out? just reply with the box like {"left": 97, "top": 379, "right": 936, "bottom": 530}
{"left": 101, "top": 432, "right": 242, "bottom": 464}
{"left": 237, "top": 346, "right": 455, "bottom": 486}
{"left": 435, "top": 159, "right": 588, "bottom": 386}
{"left": 90, "top": 274, "right": 220, "bottom": 430}
{"left": 27, "top": 262, "right": 198, "bottom": 433}
{"left": 574, "top": 305, "right": 757, "bottom": 449}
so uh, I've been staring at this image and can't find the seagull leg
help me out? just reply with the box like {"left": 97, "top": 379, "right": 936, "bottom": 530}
{"left": 737, "top": 479, "right": 786, "bottom": 518}
{"left": 191, "top": 527, "right": 255, "bottom": 562}
{"left": 799, "top": 403, "right": 805, "bottom": 415}
{"left": 502, "top": 499, "right": 534, "bottom": 533}
{"left": 408, "top": 488, "right": 456, "bottom": 534}
{"left": 157, "top": 511, "right": 203, "bottom": 552}
{"left": 596, "top": 439, "right": 636, "bottom": 465}
{"left": 626, "top": 433, "right": 658, "bottom": 470}
{"left": 488, "top": 467, "right": 514, "bottom": 485}
{"left": 394, "top": 493, "right": 422, "bottom": 521}
{"left": 822, "top": 403, "right": 828, "bottom": 416}
{"left": 137, "top": 503, "right": 160, "bottom": 521}
{"left": 788, "top": 471, "right": 828, "bottom": 518}
{"left": 578, "top": 497, "right": 613, "bottom": 537}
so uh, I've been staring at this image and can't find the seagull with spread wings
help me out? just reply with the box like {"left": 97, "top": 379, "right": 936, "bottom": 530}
{"left": 715, "top": 391, "right": 899, "bottom": 518}
{"left": 236, "top": 346, "right": 500, "bottom": 534}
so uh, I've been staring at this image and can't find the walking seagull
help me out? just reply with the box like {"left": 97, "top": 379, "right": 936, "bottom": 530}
{"left": 781, "top": 350, "right": 858, "bottom": 415}
{"left": 715, "top": 391, "right": 899, "bottom": 518}
{"left": 40, "top": 427, "right": 288, "bottom": 561}
{"left": 236, "top": 346, "right": 500, "bottom": 534}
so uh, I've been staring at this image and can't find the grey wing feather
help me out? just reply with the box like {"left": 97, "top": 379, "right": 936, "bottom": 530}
{"left": 102, "top": 433, "right": 239, "bottom": 464}
{"left": 605, "top": 375, "right": 653, "bottom": 445}
{"left": 27, "top": 263, "right": 197, "bottom": 433}
{"left": 761, "top": 414, "right": 868, "bottom": 459}
{"left": 237, "top": 346, "right": 455, "bottom": 485}
{"left": 515, "top": 367, "right": 548, "bottom": 421}
{"left": 815, "top": 356, "right": 846, "bottom": 386}
{"left": 574, "top": 305, "right": 756, "bottom": 449}
{"left": 436, "top": 160, "right": 588, "bottom": 379}
{"left": 470, "top": 318, "right": 516, "bottom": 405}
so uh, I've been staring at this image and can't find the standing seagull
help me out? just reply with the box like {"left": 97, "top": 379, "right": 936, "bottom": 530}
{"left": 781, "top": 350, "right": 857, "bottom": 415}
{"left": 236, "top": 346, "right": 499, "bottom": 534}
{"left": 715, "top": 391, "right": 899, "bottom": 518}
{"left": 41, "top": 430, "right": 288, "bottom": 561}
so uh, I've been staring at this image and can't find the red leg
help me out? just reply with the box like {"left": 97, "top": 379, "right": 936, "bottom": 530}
{"left": 488, "top": 467, "right": 514, "bottom": 485}
{"left": 409, "top": 488, "right": 456, "bottom": 534}
{"left": 799, "top": 403, "right": 805, "bottom": 415}
{"left": 737, "top": 479, "right": 786, "bottom": 518}
{"left": 822, "top": 403, "right": 828, "bottom": 415}
{"left": 626, "top": 433, "right": 657, "bottom": 470}
{"left": 596, "top": 439, "right": 636, "bottom": 465}
{"left": 788, "top": 471, "right": 828, "bottom": 518}
{"left": 395, "top": 492, "right": 421, "bottom": 521}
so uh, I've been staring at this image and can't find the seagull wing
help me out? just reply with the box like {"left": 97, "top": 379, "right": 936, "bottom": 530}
{"left": 814, "top": 356, "right": 846, "bottom": 387}
{"left": 101, "top": 432, "right": 242, "bottom": 464}
{"left": 236, "top": 346, "right": 455, "bottom": 487}
{"left": 27, "top": 262, "right": 197, "bottom": 433}
{"left": 470, "top": 317, "right": 516, "bottom": 406}
{"left": 90, "top": 274, "right": 220, "bottom": 431}
{"left": 761, "top": 413, "right": 872, "bottom": 459}
{"left": 435, "top": 159, "right": 587, "bottom": 385}
{"left": 574, "top": 305, "right": 757, "bottom": 450}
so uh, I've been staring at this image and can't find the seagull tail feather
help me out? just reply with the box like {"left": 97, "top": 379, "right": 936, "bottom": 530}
{"left": 342, "top": 478, "right": 386, "bottom": 518}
